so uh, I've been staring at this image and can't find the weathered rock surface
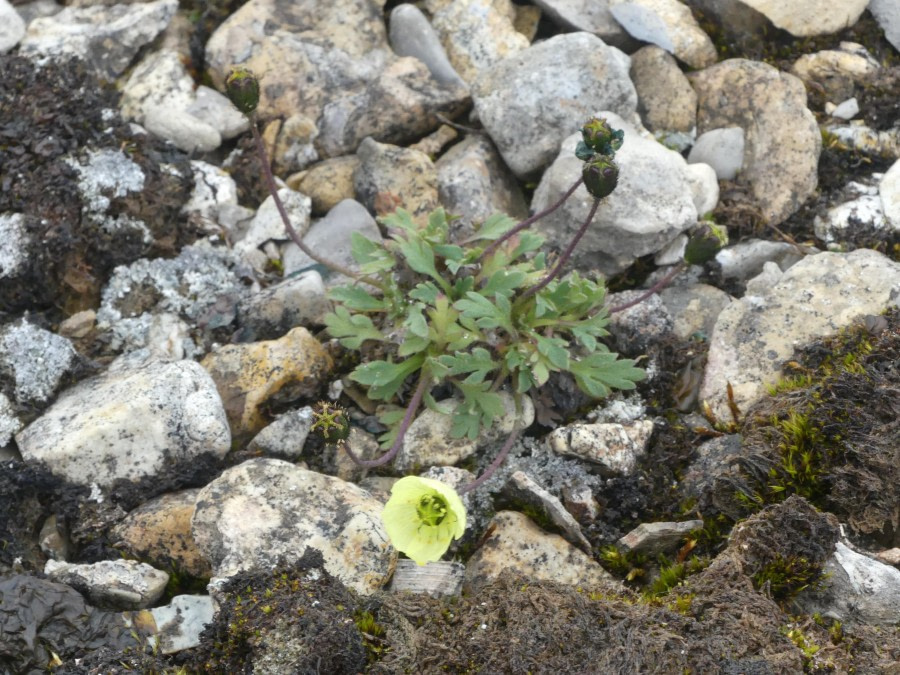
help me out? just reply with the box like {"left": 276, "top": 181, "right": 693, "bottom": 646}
{"left": 44, "top": 559, "right": 169, "bottom": 610}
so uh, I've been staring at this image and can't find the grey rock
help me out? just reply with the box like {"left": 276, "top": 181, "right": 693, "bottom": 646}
{"left": 881, "top": 159, "right": 900, "bottom": 230}
{"left": 791, "top": 44, "right": 880, "bottom": 103}
{"left": 316, "top": 56, "right": 470, "bottom": 158}
{"left": 20, "top": 0, "right": 177, "bottom": 80}
{"left": 430, "top": 0, "right": 529, "bottom": 85}
{"left": 0, "top": 393, "right": 21, "bottom": 448}
{"left": 235, "top": 188, "right": 311, "bottom": 271}
{"left": 148, "top": 595, "right": 216, "bottom": 654}
{"left": 0, "top": 213, "right": 29, "bottom": 281}
{"left": 814, "top": 192, "right": 888, "bottom": 248}
{"left": 618, "top": 520, "right": 704, "bottom": 556}
{"left": 659, "top": 283, "right": 733, "bottom": 341}
{"left": 503, "top": 471, "right": 592, "bottom": 552}
{"left": 389, "top": 559, "right": 465, "bottom": 597}
{"left": 795, "top": 541, "right": 900, "bottom": 627}
{"left": 610, "top": 0, "right": 717, "bottom": 68}
{"left": 68, "top": 148, "right": 145, "bottom": 216}
{"left": 715, "top": 238, "right": 806, "bottom": 282}
{"left": 191, "top": 458, "right": 396, "bottom": 595}
{"left": 17, "top": 358, "right": 231, "bottom": 487}
{"left": 472, "top": 32, "right": 637, "bottom": 179}
{"left": 678, "top": 434, "right": 745, "bottom": 507}
{"left": 688, "top": 127, "right": 745, "bottom": 181}
{"left": 237, "top": 271, "right": 331, "bottom": 340}
{"left": 701, "top": 249, "right": 900, "bottom": 420}
{"left": 870, "top": 0, "right": 900, "bottom": 51}
{"left": 824, "top": 122, "right": 900, "bottom": 159}
{"left": 561, "top": 481, "right": 602, "bottom": 523}
{"left": 0, "top": 320, "right": 79, "bottom": 406}
{"left": 685, "top": 162, "right": 720, "bottom": 216}
{"left": 143, "top": 105, "right": 221, "bottom": 154}
{"left": 690, "top": 59, "right": 820, "bottom": 226}
{"left": 0, "top": 0, "right": 25, "bottom": 53}
{"left": 353, "top": 137, "right": 439, "bottom": 221}
{"left": 182, "top": 160, "right": 239, "bottom": 227}
{"left": 606, "top": 289, "right": 674, "bottom": 351}
{"left": 185, "top": 85, "right": 250, "bottom": 141}
{"left": 44, "top": 559, "right": 169, "bottom": 610}
{"left": 530, "top": 0, "right": 629, "bottom": 46}
{"left": 630, "top": 46, "right": 698, "bottom": 134}
{"left": 13, "top": 0, "right": 60, "bottom": 26}
{"left": 247, "top": 406, "right": 315, "bottom": 459}
{"left": 282, "top": 199, "right": 383, "bottom": 283}
{"left": 389, "top": 4, "right": 466, "bottom": 87}
{"left": 532, "top": 113, "right": 697, "bottom": 276}
{"left": 464, "top": 511, "right": 619, "bottom": 592}
{"left": 737, "top": 0, "right": 868, "bottom": 37}
{"left": 547, "top": 420, "right": 655, "bottom": 475}
{"left": 435, "top": 134, "right": 528, "bottom": 238}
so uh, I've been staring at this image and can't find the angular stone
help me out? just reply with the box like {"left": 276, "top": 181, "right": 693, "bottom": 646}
{"left": 237, "top": 271, "right": 331, "bottom": 341}
{"left": 353, "top": 137, "right": 439, "bottom": 221}
{"left": 547, "top": 420, "right": 655, "bottom": 475}
{"left": 0, "top": 321, "right": 79, "bottom": 406}
{"left": 389, "top": 3, "right": 466, "bottom": 87}
{"left": 147, "top": 594, "right": 215, "bottom": 654}
{"left": 288, "top": 156, "right": 360, "bottom": 216}
{"left": 618, "top": 520, "right": 704, "bottom": 556}
{"left": 0, "top": 0, "right": 25, "bottom": 54}
{"left": 530, "top": 0, "right": 629, "bottom": 46}
{"left": 502, "top": 471, "right": 592, "bottom": 552}
{"left": 737, "top": 0, "right": 868, "bottom": 37}
{"left": 630, "top": 46, "right": 697, "bottom": 133}
{"left": 44, "top": 559, "right": 169, "bottom": 610}
{"left": 610, "top": 0, "right": 717, "bottom": 68}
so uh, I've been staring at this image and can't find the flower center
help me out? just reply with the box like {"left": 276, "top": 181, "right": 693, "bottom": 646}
{"left": 416, "top": 494, "right": 448, "bottom": 527}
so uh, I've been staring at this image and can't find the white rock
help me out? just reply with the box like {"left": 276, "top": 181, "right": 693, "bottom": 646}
{"left": 0, "top": 392, "right": 21, "bottom": 447}
{"left": 688, "top": 127, "right": 745, "bottom": 181}
{"left": 191, "top": 458, "right": 395, "bottom": 595}
{"left": 185, "top": 85, "right": 250, "bottom": 140}
{"left": 17, "top": 358, "right": 231, "bottom": 487}
{"left": 182, "top": 160, "right": 239, "bottom": 226}
{"left": 701, "top": 249, "right": 900, "bottom": 420}
{"left": 44, "top": 559, "right": 169, "bottom": 610}
{"left": 235, "top": 188, "right": 312, "bottom": 271}
{"left": 247, "top": 406, "right": 315, "bottom": 459}
{"left": 880, "top": 158, "right": 900, "bottom": 230}
{"left": 0, "top": 213, "right": 30, "bottom": 280}
{"left": 143, "top": 105, "right": 221, "bottom": 154}
{"left": 610, "top": 0, "right": 717, "bottom": 68}
{"left": 148, "top": 595, "right": 215, "bottom": 654}
{"left": 547, "top": 420, "right": 655, "bottom": 474}
{"left": 0, "top": 0, "right": 26, "bottom": 53}
{"left": 830, "top": 97, "right": 859, "bottom": 120}
{"left": 715, "top": 238, "right": 805, "bottom": 281}
{"left": 0, "top": 321, "right": 78, "bottom": 405}
{"left": 737, "top": 0, "right": 868, "bottom": 37}
{"left": 870, "top": 0, "right": 900, "bottom": 51}
{"left": 67, "top": 148, "right": 145, "bottom": 214}
{"left": 814, "top": 194, "right": 886, "bottom": 246}
{"left": 530, "top": 0, "right": 629, "bottom": 46}
{"left": 684, "top": 161, "right": 720, "bottom": 215}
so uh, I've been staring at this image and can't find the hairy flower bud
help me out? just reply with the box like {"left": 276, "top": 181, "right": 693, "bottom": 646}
{"left": 581, "top": 117, "right": 624, "bottom": 157}
{"left": 582, "top": 155, "right": 619, "bottom": 200}
{"left": 683, "top": 221, "right": 729, "bottom": 265}
{"left": 225, "top": 67, "right": 260, "bottom": 115}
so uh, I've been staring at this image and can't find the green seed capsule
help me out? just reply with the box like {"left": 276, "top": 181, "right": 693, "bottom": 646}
{"left": 225, "top": 67, "right": 260, "bottom": 115}
{"left": 581, "top": 117, "right": 624, "bottom": 157}
{"left": 582, "top": 155, "right": 619, "bottom": 199}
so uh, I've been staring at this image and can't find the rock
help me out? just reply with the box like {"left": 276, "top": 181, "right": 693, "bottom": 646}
{"left": 659, "top": 283, "right": 733, "bottom": 341}
{"left": 0, "top": 320, "right": 79, "bottom": 406}
{"left": 191, "top": 458, "right": 395, "bottom": 595}
{"left": 200, "top": 327, "right": 333, "bottom": 437}
{"left": 795, "top": 541, "right": 900, "bottom": 627}
{"left": 389, "top": 559, "right": 466, "bottom": 596}
{"left": 736, "top": 0, "right": 869, "bottom": 37}
{"left": 182, "top": 160, "right": 239, "bottom": 226}
{"left": 430, "top": 0, "right": 530, "bottom": 85}
{"left": 234, "top": 188, "right": 311, "bottom": 271}
{"left": 185, "top": 85, "right": 250, "bottom": 140}
{"left": 688, "top": 127, "right": 745, "bottom": 181}
{"left": 715, "top": 238, "right": 805, "bottom": 282}
{"left": 876, "top": 548, "right": 900, "bottom": 567}
{"left": 678, "top": 434, "right": 744, "bottom": 507}
{"left": 435, "top": 134, "right": 528, "bottom": 238}
{"left": 502, "top": 471, "right": 592, "bottom": 552}
{"left": 353, "top": 137, "right": 440, "bottom": 221}
{"left": 791, "top": 43, "right": 880, "bottom": 103}
{"left": 700, "top": 249, "right": 900, "bottom": 420}
{"left": 606, "top": 290, "right": 674, "bottom": 351}
{"left": 532, "top": 113, "right": 697, "bottom": 276}
{"left": 143, "top": 104, "right": 221, "bottom": 153}
{"left": 247, "top": 405, "right": 314, "bottom": 459}
{"left": 561, "top": 481, "right": 602, "bottom": 523}
{"left": 824, "top": 122, "right": 900, "bottom": 159}
{"left": 881, "top": 159, "right": 900, "bottom": 230}
{"left": 530, "top": 0, "right": 629, "bottom": 46}
{"left": 464, "top": 511, "right": 619, "bottom": 592}
{"left": 17, "top": 358, "right": 229, "bottom": 487}
{"left": 329, "top": 426, "right": 382, "bottom": 482}
{"left": 690, "top": 59, "right": 820, "bottom": 226}
{"left": 472, "top": 32, "right": 637, "bottom": 179}
{"left": 813, "top": 188, "right": 890, "bottom": 248}
{"left": 111, "top": 489, "right": 212, "bottom": 579}
{"left": 396, "top": 391, "right": 535, "bottom": 472}
{"left": 610, "top": 0, "right": 717, "bottom": 69}
{"left": 44, "top": 559, "right": 169, "bottom": 610}
{"left": 282, "top": 199, "right": 383, "bottom": 282}
{"left": 0, "top": 213, "right": 29, "bottom": 284}
{"left": 630, "top": 46, "right": 697, "bottom": 134}
{"left": 685, "top": 162, "right": 720, "bottom": 215}
{"left": 0, "top": 393, "right": 21, "bottom": 447}
{"left": 827, "top": 97, "right": 859, "bottom": 120}
{"left": 0, "top": 0, "right": 25, "bottom": 53}
{"left": 388, "top": 3, "right": 466, "bottom": 87}
{"left": 316, "top": 56, "right": 470, "bottom": 158}
{"left": 287, "top": 156, "right": 360, "bottom": 216}
{"left": 409, "top": 124, "right": 459, "bottom": 157}
{"left": 262, "top": 114, "right": 319, "bottom": 175}
{"left": 236, "top": 270, "right": 331, "bottom": 340}
{"left": 618, "top": 519, "right": 704, "bottom": 556}
{"left": 19, "top": 0, "right": 177, "bottom": 80}
{"left": 547, "top": 420, "right": 654, "bottom": 474}
{"left": 147, "top": 594, "right": 215, "bottom": 654}
{"left": 38, "top": 513, "right": 70, "bottom": 562}
{"left": 870, "top": 0, "right": 900, "bottom": 51}
{"left": 205, "top": 0, "right": 389, "bottom": 120}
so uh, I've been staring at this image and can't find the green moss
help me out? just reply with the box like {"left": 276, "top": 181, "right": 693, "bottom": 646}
{"left": 752, "top": 554, "right": 826, "bottom": 603}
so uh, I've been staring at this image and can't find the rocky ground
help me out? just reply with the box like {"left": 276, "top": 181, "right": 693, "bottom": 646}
{"left": 1, "top": 0, "right": 900, "bottom": 672}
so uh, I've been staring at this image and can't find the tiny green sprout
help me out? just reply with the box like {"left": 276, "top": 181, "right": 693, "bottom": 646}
{"left": 310, "top": 401, "right": 351, "bottom": 442}
{"left": 381, "top": 476, "right": 466, "bottom": 565}
{"left": 683, "top": 220, "right": 729, "bottom": 265}
{"left": 225, "top": 67, "right": 260, "bottom": 115}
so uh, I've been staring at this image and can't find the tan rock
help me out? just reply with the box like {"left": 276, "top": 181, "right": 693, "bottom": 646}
{"left": 737, "top": 0, "right": 868, "bottom": 37}
{"left": 630, "top": 45, "right": 697, "bottom": 133}
{"left": 287, "top": 156, "right": 360, "bottom": 216}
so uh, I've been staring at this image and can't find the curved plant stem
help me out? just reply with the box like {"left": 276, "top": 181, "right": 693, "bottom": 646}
{"left": 249, "top": 117, "right": 361, "bottom": 280}
{"left": 517, "top": 197, "right": 600, "bottom": 304}
{"left": 342, "top": 371, "right": 429, "bottom": 468}
{"left": 458, "top": 424, "right": 522, "bottom": 495}
{"left": 608, "top": 261, "right": 685, "bottom": 314}
{"left": 479, "top": 176, "right": 584, "bottom": 261}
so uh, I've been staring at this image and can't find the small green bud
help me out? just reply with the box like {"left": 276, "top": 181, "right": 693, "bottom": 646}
{"left": 225, "top": 67, "right": 260, "bottom": 115}
{"left": 582, "top": 155, "right": 619, "bottom": 200}
{"left": 581, "top": 117, "right": 624, "bottom": 157}
{"left": 683, "top": 221, "right": 728, "bottom": 265}
{"left": 574, "top": 141, "right": 595, "bottom": 162}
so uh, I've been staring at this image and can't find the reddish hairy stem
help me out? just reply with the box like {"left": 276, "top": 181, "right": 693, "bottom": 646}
{"left": 342, "top": 372, "right": 429, "bottom": 468}
{"left": 608, "top": 261, "right": 685, "bottom": 314}
{"left": 458, "top": 424, "right": 522, "bottom": 495}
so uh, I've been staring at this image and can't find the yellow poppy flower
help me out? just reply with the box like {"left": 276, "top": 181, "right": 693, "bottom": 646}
{"left": 382, "top": 476, "right": 467, "bottom": 566}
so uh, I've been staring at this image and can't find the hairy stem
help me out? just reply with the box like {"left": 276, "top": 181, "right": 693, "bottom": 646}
{"left": 249, "top": 118, "right": 361, "bottom": 280}
{"left": 342, "top": 371, "right": 429, "bottom": 468}
{"left": 479, "top": 176, "right": 584, "bottom": 261}
{"left": 608, "top": 261, "right": 685, "bottom": 314}
{"left": 458, "top": 423, "right": 522, "bottom": 495}
{"left": 517, "top": 197, "right": 600, "bottom": 303}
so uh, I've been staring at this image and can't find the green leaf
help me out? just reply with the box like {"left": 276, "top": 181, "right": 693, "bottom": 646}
{"left": 481, "top": 270, "right": 526, "bottom": 297}
{"left": 394, "top": 233, "right": 450, "bottom": 293}
{"left": 468, "top": 213, "right": 518, "bottom": 241}
{"left": 450, "top": 381, "right": 505, "bottom": 439}
{"left": 376, "top": 406, "right": 407, "bottom": 449}
{"left": 351, "top": 355, "right": 425, "bottom": 401}
{"left": 350, "top": 232, "right": 394, "bottom": 274}
{"left": 455, "top": 291, "right": 514, "bottom": 332}
{"left": 534, "top": 334, "right": 570, "bottom": 370}
{"left": 323, "top": 306, "right": 384, "bottom": 348}
{"left": 329, "top": 285, "right": 386, "bottom": 311}
{"left": 409, "top": 281, "right": 441, "bottom": 304}
{"left": 568, "top": 352, "right": 645, "bottom": 399}
{"left": 437, "top": 347, "right": 497, "bottom": 384}
{"left": 381, "top": 208, "right": 418, "bottom": 234}
{"left": 510, "top": 231, "right": 544, "bottom": 261}
{"left": 404, "top": 303, "right": 429, "bottom": 338}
